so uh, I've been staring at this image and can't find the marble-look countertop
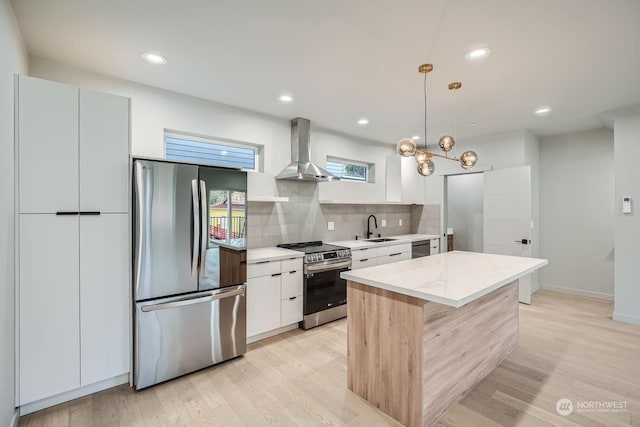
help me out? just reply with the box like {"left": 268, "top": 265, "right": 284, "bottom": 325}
{"left": 341, "top": 251, "right": 547, "bottom": 307}
{"left": 328, "top": 233, "right": 440, "bottom": 250}
{"left": 246, "top": 247, "right": 304, "bottom": 264}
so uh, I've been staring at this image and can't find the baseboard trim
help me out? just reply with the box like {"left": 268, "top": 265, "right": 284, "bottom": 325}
{"left": 9, "top": 409, "right": 19, "bottom": 427}
{"left": 613, "top": 312, "right": 640, "bottom": 325}
{"left": 247, "top": 323, "right": 299, "bottom": 344}
{"left": 19, "top": 373, "right": 129, "bottom": 416}
{"left": 539, "top": 284, "right": 613, "bottom": 301}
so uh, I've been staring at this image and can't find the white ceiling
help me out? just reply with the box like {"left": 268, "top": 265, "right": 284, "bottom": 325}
{"left": 11, "top": 0, "right": 640, "bottom": 144}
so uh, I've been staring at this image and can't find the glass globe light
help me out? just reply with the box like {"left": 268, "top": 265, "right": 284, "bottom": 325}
{"left": 396, "top": 138, "right": 417, "bottom": 157}
{"left": 460, "top": 150, "right": 478, "bottom": 170}
{"left": 417, "top": 159, "right": 435, "bottom": 176}
{"left": 439, "top": 135, "right": 455, "bottom": 152}
{"left": 414, "top": 148, "right": 430, "bottom": 164}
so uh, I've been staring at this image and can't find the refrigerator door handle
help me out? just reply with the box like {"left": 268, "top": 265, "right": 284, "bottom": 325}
{"left": 191, "top": 179, "right": 200, "bottom": 276}
{"left": 199, "top": 180, "right": 208, "bottom": 276}
{"left": 140, "top": 286, "right": 245, "bottom": 312}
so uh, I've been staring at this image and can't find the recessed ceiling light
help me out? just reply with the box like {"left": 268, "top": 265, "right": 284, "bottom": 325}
{"left": 465, "top": 47, "right": 492, "bottom": 61}
{"left": 411, "top": 135, "right": 421, "bottom": 140}
{"left": 278, "top": 94, "right": 293, "bottom": 103}
{"left": 534, "top": 106, "right": 552, "bottom": 116}
{"left": 141, "top": 52, "right": 167, "bottom": 65}
{"left": 469, "top": 122, "right": 478, "bottom": 127}
{"left": 221, "top": 150, "right": 228, "bottom": 156}
{"left": 357, "top": 118, "right": 369, "bottom": 125}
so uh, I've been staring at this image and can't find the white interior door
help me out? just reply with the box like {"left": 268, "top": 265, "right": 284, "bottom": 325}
{"left": 483, "top": 166, "right": 532, "bottom": 304}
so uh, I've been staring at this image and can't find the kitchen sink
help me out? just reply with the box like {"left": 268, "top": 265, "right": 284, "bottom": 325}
{"left": 365, "top": 238, "right": 398, "bottom": 243}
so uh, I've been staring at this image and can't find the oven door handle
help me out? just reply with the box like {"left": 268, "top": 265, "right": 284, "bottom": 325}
{"left": 304, "top": 259, "right": 352, "bottom": 274}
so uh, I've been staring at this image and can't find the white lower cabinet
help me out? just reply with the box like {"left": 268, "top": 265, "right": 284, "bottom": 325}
{"left": 80, "top": 214, "right": 129, "bottom": 385}
{"left": 351, "top": 242, "right": 412, "bottom": 269}
{"left": 19, "top": 214, "right": 80, "bottom": 404}
{"left": 19, "top": 214, "right": 130, "bottom": 405}
{"left": 246, "top": 274, "right": 281, "bottom": 336}
{"left": 246, "top": 257, "right": 303, "bottom": 341}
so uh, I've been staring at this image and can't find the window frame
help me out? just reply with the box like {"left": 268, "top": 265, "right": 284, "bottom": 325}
{"left": 164, "top": 129, "right": 263, "bottom": 172}
{"left": 326, "top": 156, "right": 374, "bottom": 183}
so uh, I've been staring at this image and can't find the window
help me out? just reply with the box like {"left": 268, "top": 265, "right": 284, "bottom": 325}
{"left": 165, "top": 131, "right": 261, "bottom": 171}
{"left": 326, "top": 157, "right": 373, "bottom": 183}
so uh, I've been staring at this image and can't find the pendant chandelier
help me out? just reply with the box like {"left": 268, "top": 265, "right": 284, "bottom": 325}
{"left": 396, "top": 64, "right": 478, "bottom": 176}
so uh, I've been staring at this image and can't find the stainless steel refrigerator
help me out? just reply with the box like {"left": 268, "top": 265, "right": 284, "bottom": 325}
{"left": 133, "top": 159, "right": 247, "bottom": 389}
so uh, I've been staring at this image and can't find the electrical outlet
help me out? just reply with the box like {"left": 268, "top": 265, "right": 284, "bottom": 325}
{"left": 327, "top": 221, "right": 335, "bottom": 231}
{"left": 381, "top": 219, "right": 387, "bottom": 227}
{"left": 399, "top": 219, "right": 403, "bottom": 226}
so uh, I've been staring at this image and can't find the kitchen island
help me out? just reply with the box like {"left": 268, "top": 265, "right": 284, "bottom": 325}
{"left": 341, "top": 251, "right": 547, "bottom": 427}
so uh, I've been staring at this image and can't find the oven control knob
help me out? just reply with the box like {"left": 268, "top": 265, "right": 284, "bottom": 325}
{"left": 338, "top": 251, "right": 344, "bottom": 257}
{"left": 306, "top": 255, "right": 312, "bottom": 262}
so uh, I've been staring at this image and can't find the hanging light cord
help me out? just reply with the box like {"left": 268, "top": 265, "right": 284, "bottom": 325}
{"left": 423, "top": 70, "right": 428, "bottom": 150}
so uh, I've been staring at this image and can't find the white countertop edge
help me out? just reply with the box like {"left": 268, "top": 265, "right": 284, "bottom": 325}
{"left": 246, "top": 247, "right": 304, "bottom": 263}
{"left": 328, "top": 234, "right": 440, "bottom": 250}
{"left": 341, "top": 257, "right": 548, "bottom": 308}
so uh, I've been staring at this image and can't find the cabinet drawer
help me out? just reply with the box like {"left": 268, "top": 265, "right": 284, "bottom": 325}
{"left": 247, "top": 260, "right": 281, "bottom": 278}
{"left": 281, "top": 271, "right": 303, "bottom": 299}
{"left": 378, "top": 243, "right": 411, "bottom": 256}
{"left": 351, "top": 247, "right": 377, "bottom": 261}
{"left": 431, "top": 238, "right": 440, "bottom": 254}
{"left": 281, "top": 295, "right": 303, "bottom": 325}
{"left": 352, "top": 257, "right": 379, "bottom": 270}
{"left": 281, "top": 257, "right": 302, "bottom": 273}
{"left": 380, "top": 251, "right": 411, "bottom": 265}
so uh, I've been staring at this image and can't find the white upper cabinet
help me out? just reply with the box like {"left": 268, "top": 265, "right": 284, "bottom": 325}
{"left": 17, "top": 76, "right": 130, "bottom": 214}
{"left": 79, "top": 89, "right": 130, "bottom": 213}
{"left": 18, "top": 76, "right": 79, "bottom": 213}
{"left": 385, "top": 155, "right": 425, "bottom": 204}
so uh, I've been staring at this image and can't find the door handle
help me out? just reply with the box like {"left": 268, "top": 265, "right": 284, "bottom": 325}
{"left": 199, "top": 180, "right": 208, "bottom": 276}
{"left": 140, "top": 286, "right": 245, "bottom": 312}
{"left": 515, "top": 239, "right": 531, "bottom": 245}
{"left": 191, "top": 179, "right": 200, "bottom": 276}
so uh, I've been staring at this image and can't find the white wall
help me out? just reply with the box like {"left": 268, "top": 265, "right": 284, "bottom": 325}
{"left": 539, "top": 128, "right": 614, "bottom": 299}
{"left": 29, "top": 57, "right": 394, "bottom": 186}
{"left": 611, "top": 108, "right": 640, "bottom": 324}
{"left": 0, "top": 0, "right": 27, "bottom": 425}
{"left": 446, "top": 173, "right": 484, "bottom": 252}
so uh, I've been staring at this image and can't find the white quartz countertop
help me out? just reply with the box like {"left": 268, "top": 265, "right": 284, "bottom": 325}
{"left": 246, "top": 247, "right": 304, "bottom": 263}
{"left": 328, "top": 233, "right": 440, "bottom": 250}
{"left": 341, "top": 251, "right": 547, "bottom": 308}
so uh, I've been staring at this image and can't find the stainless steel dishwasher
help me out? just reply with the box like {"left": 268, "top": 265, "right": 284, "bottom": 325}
{"left": 411, "top": 240, "right": 431, "bottom": 258}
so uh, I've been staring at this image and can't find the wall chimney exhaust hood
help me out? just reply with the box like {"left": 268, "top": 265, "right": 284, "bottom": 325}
{"left": 276, "top": 117, "right": 339, "bottom": 182}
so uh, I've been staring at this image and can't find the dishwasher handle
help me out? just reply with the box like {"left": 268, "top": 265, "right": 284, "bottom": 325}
{"left": 140, "top": 286, "right": 245, "bottom": 312}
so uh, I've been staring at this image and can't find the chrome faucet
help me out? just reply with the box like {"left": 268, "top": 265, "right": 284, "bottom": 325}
{"left": 366, "top": 214, "right": 378, "bottom": 239}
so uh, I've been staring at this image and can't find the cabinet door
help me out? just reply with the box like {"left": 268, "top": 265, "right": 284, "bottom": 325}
{"left": 281, "top": 295, "right": 303, "bottom": 325}
{"left": 79, "top": 89, "right": 130, "bottom": 213}
{"left": 80, "top": 214, "right": 129, "bottom": 385}
{"left": 18, "top": 76, "right": 78, "bottom": 213}
{"left": 246, "top": 274, "right": 281, "bottom": 337}
{"left": 401, "top": 156, "right": 425, "bottom": 204}
{"left": 19, "top": 214, "right": 80, "bottom": 404}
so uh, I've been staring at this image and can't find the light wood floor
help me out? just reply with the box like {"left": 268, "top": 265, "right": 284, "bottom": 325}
{"left": 19, "top": 290, "right": 640, "bottom": 427}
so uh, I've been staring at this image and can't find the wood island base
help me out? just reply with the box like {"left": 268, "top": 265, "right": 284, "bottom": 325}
{"left": 346, "top": 280, "right": 519, "bottom": 427}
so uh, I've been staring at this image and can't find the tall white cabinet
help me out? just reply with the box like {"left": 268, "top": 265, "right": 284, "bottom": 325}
{"left": 16, "top": 75, "right": 130, "bottom": 407}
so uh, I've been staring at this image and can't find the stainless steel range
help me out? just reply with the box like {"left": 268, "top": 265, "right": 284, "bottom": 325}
{"left": 277, "top": 241, "right": 352, "bottom": 329}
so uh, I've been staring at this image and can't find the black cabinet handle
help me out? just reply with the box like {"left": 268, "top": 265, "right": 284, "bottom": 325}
{"left": 389, "top": 252, "right": 402, "bottom": 257}
{"left": 256, "top": 261, "right": 270, "bottom": 264}
{"left": 360, "top": 258, "right": 369, "bottom": 262}
{"left": 271, "top": 273, "right": 282, "bottom": 277}
{"left": 79, "top": 211, "right": 101, "bottom": 216}
{"left": 289, "top": 296, "right": 297, "bottom": 300}
{"left": 56, "top": 211, "right": 79, "bottom": 216}
{"left": 289, "top": 271, "right": 297, "bottom": 274}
